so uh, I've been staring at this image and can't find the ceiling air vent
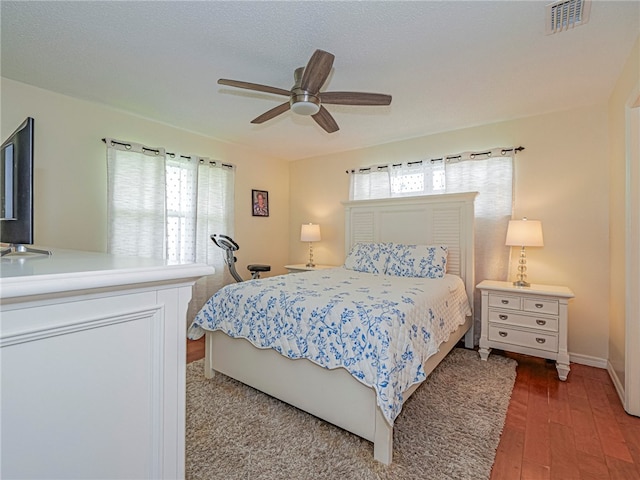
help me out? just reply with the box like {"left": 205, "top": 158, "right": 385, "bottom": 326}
{"left": 545, "top": 0, "right": 591, "bottom": 35}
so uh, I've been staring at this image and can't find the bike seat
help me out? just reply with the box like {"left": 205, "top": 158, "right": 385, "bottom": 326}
{"left": 247, "top": 264, "right": 271, "bottom": 273}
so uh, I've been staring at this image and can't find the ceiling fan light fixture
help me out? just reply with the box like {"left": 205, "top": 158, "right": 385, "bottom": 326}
{"left": 290, "top": 90, "right": 320, "bottom": 116}
{"left": 291, "top": 101, "right": 320, "bottom": 116}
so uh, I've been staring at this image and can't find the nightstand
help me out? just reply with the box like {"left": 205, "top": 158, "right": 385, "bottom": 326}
{"left": 477, "top": 280, "right": 574, "bottom": 381}
{"left": 284, "top": 264, "right": 337, "bottom": 273}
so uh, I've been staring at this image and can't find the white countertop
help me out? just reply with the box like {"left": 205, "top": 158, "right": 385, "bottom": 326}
{"left": 1, "top": 248, "right": 215, "bottom": 300}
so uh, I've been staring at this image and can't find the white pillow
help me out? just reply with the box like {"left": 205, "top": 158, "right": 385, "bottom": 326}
{"left": 343, "top": 242, "right": 392, "bottom": 274}
{"left": 385, "top": 244, "right": 448, "bottom": 278}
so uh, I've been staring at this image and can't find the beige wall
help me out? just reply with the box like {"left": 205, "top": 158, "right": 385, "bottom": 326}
{"left": 1, "top": 78, "right": 291, "bottom": 277}
{"left": 2, "top": 70, "right": 625, "bottom": 362}
{"left": 608, "top": 36, "right": 640, "bottom": 383}
{"left": 290, "top": 105, "right": 610, "bottom": 362}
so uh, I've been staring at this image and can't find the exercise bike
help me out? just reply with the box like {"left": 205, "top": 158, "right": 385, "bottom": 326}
{"left": 210, "top": 234, "right": 270, "bottom": 282}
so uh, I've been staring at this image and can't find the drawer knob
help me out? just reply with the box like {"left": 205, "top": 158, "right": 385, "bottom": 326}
{"left": 499, "top": 331, "right": 508, "bottom": 337}
{"left": 536, "top": 337, "right": 546, "bottom": 344}
{"left": 535, "top": 303, "right": 544, "bottom": 308}
{"left": 501, "top": 300, "right": 509, "bottom": 305}
{"left": 499, "top": 314, "right": 508, "bottom": 320}
{"left": 536, "top": 319, "right": 546, "bottom": 326}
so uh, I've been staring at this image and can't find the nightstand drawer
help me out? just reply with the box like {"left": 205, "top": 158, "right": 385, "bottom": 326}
{"left": 488, "top": 310, "right": 558, "bottom": 332}
{"left": 478, "top": 280, "right": 575, "bottom": 381}
{"left": 523, "top": 298, "right": 559, "bottom": 315}
{"left": 488, "top": 293, "right": 522, "bottom": 311}
{"left": 488, "top": 325, "right": 558, "bottom": 352}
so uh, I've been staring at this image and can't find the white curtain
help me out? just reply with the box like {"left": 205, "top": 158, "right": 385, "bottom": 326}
{"left": 350, "top": 168, "right": 391, "bottom": 199}
{"left": 189, "top": 158, "right": 236, "bottom": 321}
{"left": 107, "top": 140, "right": 166, "bottom": 258}
{"left": 445, "top": 155, "right": 514, "bottom": 283}
{"left": 106, "top": 139, "right": 235, "bottom": 324}
{"left": 348, "top": 147, "right": 515, "bottom": 344}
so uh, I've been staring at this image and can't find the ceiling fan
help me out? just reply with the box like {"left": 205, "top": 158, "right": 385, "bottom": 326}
{"left": 218, "top": 49, "right": 392, "bottom": 133}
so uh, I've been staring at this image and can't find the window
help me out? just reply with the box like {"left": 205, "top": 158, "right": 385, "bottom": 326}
{"left": 348, "top": 148, "right": 518, "bottom": 345}
{"left": 106, "top": 139, "right": 235, "bottom": 319}
{"left": 390, "top": 160, "right": 446, "bottom": 196}
{"left": 350, "top": 160, "right": 446, "bottom": 200}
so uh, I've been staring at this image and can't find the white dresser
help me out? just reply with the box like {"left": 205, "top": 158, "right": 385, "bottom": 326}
{"left": 477, "top": 280, "right": 574, "bottom": 380}
{"left": 0, "top": 248, "right": 214, "bottom": 479}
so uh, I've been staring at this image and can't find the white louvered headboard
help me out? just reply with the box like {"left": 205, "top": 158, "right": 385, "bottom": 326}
{"left": 342, "top": 192, "right": 477, "bottom": 326}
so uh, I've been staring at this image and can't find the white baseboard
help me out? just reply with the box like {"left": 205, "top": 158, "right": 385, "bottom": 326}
{"left": 607, "top": 360, "right": 626, "bottom": 405}
{"left": 569, "top": 352, "right": 608, "bottom": 369}
{"left": 569, "top": 355, "right": 627, "bottom": 410}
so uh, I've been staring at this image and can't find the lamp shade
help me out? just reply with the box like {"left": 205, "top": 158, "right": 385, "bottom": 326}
{"left": 505, "top": 219, "right": 544, "bottom": 247}
{"left": 300, "top": 223, "right": 321, "bottom": 242}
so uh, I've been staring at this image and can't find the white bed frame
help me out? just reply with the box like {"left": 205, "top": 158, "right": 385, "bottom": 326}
{"left": 203, "top": 192, "right": 477, "bottom": 464}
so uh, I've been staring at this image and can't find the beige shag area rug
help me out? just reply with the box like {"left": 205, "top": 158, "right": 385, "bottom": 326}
{"left": 186, "top": 348, "right": 516, "bottom": 480}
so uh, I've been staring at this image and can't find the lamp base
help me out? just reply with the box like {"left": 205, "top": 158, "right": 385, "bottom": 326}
{"left": 306, "top": 242, "right": 315, "bottom": 269}
{"left": 513, "top": 280, "right": 531, "bottom": 288}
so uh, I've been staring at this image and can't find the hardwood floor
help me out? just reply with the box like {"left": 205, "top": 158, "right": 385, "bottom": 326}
{"left": 186, "top": 339, "right": 640, "bottom": 479}
{"left": 490, "top": 352, "right": 640, "bottom": 480}
{"left": 187, "top": 336, "right": 205, "bottom": 364}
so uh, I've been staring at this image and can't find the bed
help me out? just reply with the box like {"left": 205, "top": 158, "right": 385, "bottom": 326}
{"left": 188, "top": 192, "right": 477, "bottom": 464}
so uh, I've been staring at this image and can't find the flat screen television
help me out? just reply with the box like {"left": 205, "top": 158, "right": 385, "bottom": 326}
{"left": 0, "top": 117, "right": 50, "bottom": 256}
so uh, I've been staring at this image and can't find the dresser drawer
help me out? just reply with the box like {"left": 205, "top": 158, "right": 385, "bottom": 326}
{"left": 488, "top": 310, "right": 559, "bottom": 332}
{"left": 488, "top": 325, "right": 558, "bottom": 353}
{"left": 488, "top": 293, "right": 522, "bottom": 311}
{"left": 523, "top": 298, "right": 559, "bottom": 315}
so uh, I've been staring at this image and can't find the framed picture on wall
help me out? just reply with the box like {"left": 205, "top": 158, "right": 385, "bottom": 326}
{"left": 252, "top": 189, "right": 269, "bottom": 217}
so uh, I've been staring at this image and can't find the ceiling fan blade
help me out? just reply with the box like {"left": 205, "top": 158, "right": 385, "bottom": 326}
{"left": 301, "top": 49, "right": 335, "bottom": 93}
{"left": 311, "top": 106, "right": 339, "bottom": 133}
{"left": 320, "top": 92, "right": 392, "bottom": 106}
{"left": 218, "top": 79, "right": 291, "bottom": 97}
{"left": 251, "top": 102, "right": 291, "bottom": 124}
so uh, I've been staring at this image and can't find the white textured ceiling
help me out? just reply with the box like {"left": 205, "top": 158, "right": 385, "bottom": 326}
{"left": 2, "top": 1, "right": 638, "bottom": 160}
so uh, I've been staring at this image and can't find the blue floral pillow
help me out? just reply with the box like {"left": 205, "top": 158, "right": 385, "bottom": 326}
{"left": 343, "top": 242, "right": 393, "bottom": 274}
{"left": 385, "top": 244, "right": 448, "bottom": 278}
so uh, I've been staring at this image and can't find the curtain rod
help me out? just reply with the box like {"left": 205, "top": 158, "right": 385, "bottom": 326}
{"left": 101, "top": 138, "right": 235, "bottom": 169}
{"left": 345, "top": 146, "right": 524, "bottom": 174}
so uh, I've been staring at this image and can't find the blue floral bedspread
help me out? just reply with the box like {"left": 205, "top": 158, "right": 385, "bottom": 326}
{"left": 188, "top": 267, "right": 471, "bottom": 424}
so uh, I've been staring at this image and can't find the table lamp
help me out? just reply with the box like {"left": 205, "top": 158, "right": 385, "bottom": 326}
{"left": 505, "top": 218, "right": 544, "bottom": 287}
{"left": 300, "top": 223, "right": 321, "bottom": 267}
